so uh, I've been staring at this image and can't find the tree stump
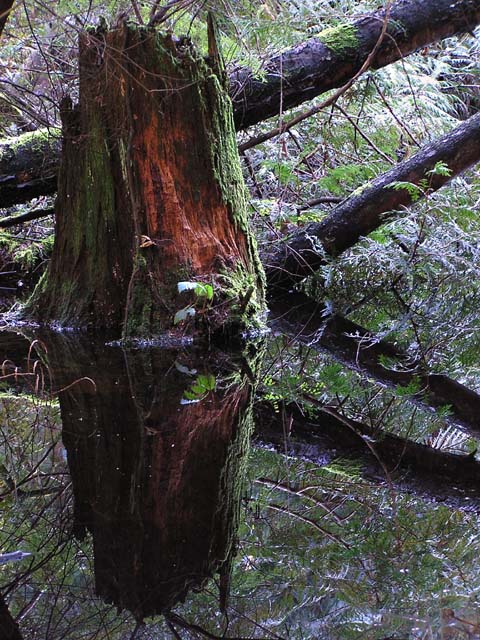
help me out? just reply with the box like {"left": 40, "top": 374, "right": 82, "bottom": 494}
{"left": 26, "top": 22, "right": 264, "bottom": 339}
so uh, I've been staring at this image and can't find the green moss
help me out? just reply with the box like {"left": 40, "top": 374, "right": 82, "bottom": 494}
{"left": 317, "top": 24, "right": 358, "bottom": 55}
{"left": 0, "top": 231, "right": 54, "bottom": 270}
{"left": 7, "top": 127, "right": 60, "bottom": 150}
{"left": 218, "top": 264, "right": 266, "bottom": 330}
{"left": 0, "top": 128, "right": 61, "bottom": 167}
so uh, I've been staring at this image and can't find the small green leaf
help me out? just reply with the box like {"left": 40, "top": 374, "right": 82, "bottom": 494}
{"left": 388, "top": 181, "right": 423, "bottom": 201}
{"left": 427, "top": 161, "right": 452, "bottom": 177}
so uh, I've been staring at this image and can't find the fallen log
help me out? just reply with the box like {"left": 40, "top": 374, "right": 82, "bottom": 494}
{"left": 232, "top": 0, "right": 480, "bottom": 129}
{"left": 0, "top": 206, "right": 53, "bottom": 228}
{"left": 264, "top": 111, "right": 480, "bottom": 292}
{"left": 0, "top": 129, "right": 60, "bottom": 208}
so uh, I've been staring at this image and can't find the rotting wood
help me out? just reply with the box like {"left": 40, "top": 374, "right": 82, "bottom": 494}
{"left": 25, "top": 23, "right": 265, "bottom": 338}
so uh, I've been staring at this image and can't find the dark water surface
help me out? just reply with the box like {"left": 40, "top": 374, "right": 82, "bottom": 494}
{"left": 0, "top": 328, "right": 479, "bottom": 639}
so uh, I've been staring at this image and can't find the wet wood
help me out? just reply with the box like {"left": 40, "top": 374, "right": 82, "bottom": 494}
{"left": 265, "top": 112, "right": 480, "bottom": 292}
{"left": 25, "top": 24, "right": 264, "bottom": 338}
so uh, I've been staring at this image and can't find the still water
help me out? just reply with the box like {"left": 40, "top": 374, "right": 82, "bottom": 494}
{"left": 0, "top": 323, "right": 480, "bottom": 639}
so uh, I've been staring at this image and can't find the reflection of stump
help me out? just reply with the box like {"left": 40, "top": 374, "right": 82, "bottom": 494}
{"left": 45, "top": 333, "right": 258, "bottom": 619}
{"left": 27, "top": 23, "right": 264, "bottom": 338}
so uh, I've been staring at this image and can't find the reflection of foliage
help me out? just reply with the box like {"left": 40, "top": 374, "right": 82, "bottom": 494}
{"left": 182, "top": 373, "right": 216, "bottom": 403}
{"left": 0, "top": 0, "right": 479, "bottom": 636}
{"left": 160, "top": 446, "right": 480, "bottom": 639}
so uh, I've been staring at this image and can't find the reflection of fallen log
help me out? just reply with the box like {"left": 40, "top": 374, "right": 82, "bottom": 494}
{"left": 254, "top": 400, "right": 480, "bottom": 509}
{"left": 269, "top": 293, "right": 480, "bottom": 437}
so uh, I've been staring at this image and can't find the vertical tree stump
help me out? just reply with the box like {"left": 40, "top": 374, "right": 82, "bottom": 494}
{"left": 27, "top": 23, "right": 264, "bottom": 339}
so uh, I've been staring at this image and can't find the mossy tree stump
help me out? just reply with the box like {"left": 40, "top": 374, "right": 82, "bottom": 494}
{"left": 27, "top": 22, "right": 264, "bottom": 339}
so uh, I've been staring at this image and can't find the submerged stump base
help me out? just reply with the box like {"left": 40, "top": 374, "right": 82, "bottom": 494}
{"left": 26, "top": 23, "right": 264, "bottom": 340}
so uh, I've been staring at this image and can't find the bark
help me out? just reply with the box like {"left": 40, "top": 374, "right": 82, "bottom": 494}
{"left": 0, "top": 594, "right": 23, "bottom": 640}
{"left": 269, "top": 292, "right": 480, "bottom": 437}
{"left": 0, "top": 130, "right": 59, "bottom": 208}
{"left": 232, "top": 0, "right": 480, "bottom": 129}
{"left": 255, "top": 400, "right": 480, "bottom": 510}
{"left": 25, "top": 24, "right": 264, "bottom": 338}
{"left": 0, "top": 0, "right": 14, "bottom": 38}
{"left": 2, "top": 0, "right": 480, "bottom": 207}
{"left": 39, "top": 332, "right": 259, "bottom": 619}
{"left": 265, "top": 111, "right": 480, "bottom": 292}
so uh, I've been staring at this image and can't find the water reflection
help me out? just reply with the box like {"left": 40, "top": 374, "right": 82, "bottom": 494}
{"left": 2, "top": 329, "right": 480, "bottom": 638}
{"left": 2, "top": 330, "right": 258, "bottom": 621}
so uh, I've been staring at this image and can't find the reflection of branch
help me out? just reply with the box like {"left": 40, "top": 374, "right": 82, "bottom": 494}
{"left": 269, "top": 292, "right": 480, "bottom": 437}
{"left": 255, "top": 477, "right": 343, "bottom": 524}
{"left": 166, "top": 611, "right": 258, "bottom": 640}
{"left": 265, "top": 502, "right": 350, "bottom": 549}
{"left": 255, "top": 400, "right": 480, "bottom": 509}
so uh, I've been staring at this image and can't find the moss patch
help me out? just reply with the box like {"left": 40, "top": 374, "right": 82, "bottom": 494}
{"left": 317, "top": 24, "right": 358, "bottom": 55}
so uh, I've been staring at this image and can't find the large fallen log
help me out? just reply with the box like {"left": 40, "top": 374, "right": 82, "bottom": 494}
{"left": 269, "top": 292, "right": 480, "bottom": 437}
{"left": 2, "top": 0, "right": 480, "bottom": 207}
{"left": 0, "top": 129, "right": 60, "bottom": 208}
{"left": 264, "top": 111, "right": 480, "bottom": 292}
{"left": 232, "top": 0, "right": 480, "bottom": 129}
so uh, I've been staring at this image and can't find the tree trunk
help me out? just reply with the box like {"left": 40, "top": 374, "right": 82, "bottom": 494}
{"left": 255, "top": 400, "right": 480, "bottom": 510}
{"left": 0, "top": 594, "right": 23, "bottom": 640}
{"left": 2, "top": 0, "right": 480, "bottom": 207}
{"left": 39, "top": 332, "right": 260, "bottom": 619}
{"left": 269, "top": 293, "right": 480, "bottom": 437}
{"left": 265, "top": 111, "right": 480, "bottom": 292}
{"left": 25, "top": 24, "right": 264, "bottom": 338}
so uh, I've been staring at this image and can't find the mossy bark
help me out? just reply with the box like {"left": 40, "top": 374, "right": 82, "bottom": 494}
{"left": 39, "top": 332, "right": 261, "bottom": 618}
{"left": 26, "top": 23, "right": 264, "bottom": 339}
{"left": 0, "top": 128, "right": 60, "bottom": 207}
